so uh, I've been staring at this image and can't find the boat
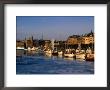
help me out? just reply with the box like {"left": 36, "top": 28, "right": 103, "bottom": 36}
{"left": 86, "top": 58, "right": 94, "bottom": 61}
{"left": 85, "top": 47, "right": 94, "bottom": 61}
{"left": 58, "top": 51, "right": 63, "bottom": 57}
{"left": 45, "top": 52, "right": 52, "bottom": 57}
{"left": 45, "top": 49, "right": 52, "bottom": 54}
{"left": 75, "top": 43, "right": 86, "bottom": 60}
{"left": 64, "top": 53, "right": 74, "bottom": 58}
{"left": 58, "top": 51, "right": 63, "bottom": 55}
{"left": 27, "top": 47, "right": 37, "bottom": 51}
{"left": 64, "top": 50, "right": 75, "bottom": 58}
{"left": 86, "top": 54, "right": 94, "bottom": 61}
{"left": 86, "top": 47, "right": 92, "bottom": 54}
{"left": 31, "top": 47, "right": 37, "bottom": 51}
{"left": 24, "top": 49, "right": 27, "bottom": 50}
{"left": 75, "top": 49, "right": 85, "bottom": 59}
{"left": 64, "top": 43, "right": 75, "bottom": 58}
{"left": 16, "top": 47, "right": 24, "bottom": 50}
{"left": 27, "top": 47, "right": 31, "bottom": 51}
{"left": 44, "top": 49, "right": 52, "bottom": 57}
{"left": 52, "top": 50, "right": 58, "bottom": 56}
{"left": 75, "top": 53, "right": 85, "bottom": 60}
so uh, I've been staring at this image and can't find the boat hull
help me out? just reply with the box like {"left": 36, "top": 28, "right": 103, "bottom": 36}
{"left": 86, "top": 54, "right": 94, "bottom": 62}
{"left": 52, "top": 52, "right": 58, "bottom": 56}
{"left": 64, "top": 54, "right": 74, "bottom": 58}
{"left": 76, "top": 54, "right": 85, "bottom": 60}
{"left": 58, "top": 51, "right": 63, "bottom": 55}
{"left": 86, "top": 58, "right": 94, "bottom": 61}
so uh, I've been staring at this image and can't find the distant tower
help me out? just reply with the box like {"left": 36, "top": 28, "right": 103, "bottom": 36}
{"left": 24, "top": 37, "right": 27, "bottom": 48}
{"left": 91, "top": 29, "right": 93, "bottom": 33}
{"left": 24, "top": 37, "right": 28, "bottom": 48}
{"left": 31, "top": 36, "right": 34, "bottom": 46}
{"left": 31, "top": 36, "right": 33, "bottom": 41}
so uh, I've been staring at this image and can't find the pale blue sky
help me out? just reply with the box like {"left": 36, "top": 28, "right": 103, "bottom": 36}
{"left": 16, "top": 16, "right": 94, "bottom": 40}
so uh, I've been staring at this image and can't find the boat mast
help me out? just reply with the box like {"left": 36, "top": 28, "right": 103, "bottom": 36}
{"left": 78, "top": 43, "right": 81, "bottom": 50}
{"left": 51, "top": 39, "right": 54, "bottom": 51}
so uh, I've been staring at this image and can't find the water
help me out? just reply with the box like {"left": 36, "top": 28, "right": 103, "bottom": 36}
{"left": 16, "top": 50, "right": 94, "bottom": 74}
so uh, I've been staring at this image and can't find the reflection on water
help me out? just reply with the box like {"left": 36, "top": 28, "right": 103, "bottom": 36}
{"left": 16, "top": 50, "right": 94, "bottom": 74}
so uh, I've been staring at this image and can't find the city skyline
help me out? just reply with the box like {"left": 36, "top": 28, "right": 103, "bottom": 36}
{"left": 16, "top": 16, "right": 94, "bottom": 40}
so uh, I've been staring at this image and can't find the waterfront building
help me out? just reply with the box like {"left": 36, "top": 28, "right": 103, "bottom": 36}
{"left": 65, "top": 35, "right": 80, "bottom": 49}
{"left": 81, "top": 31, "right": 94, "bottom": 44}
{"left": 66, "top": 35, "right": 80, "bottom": 45}
{"left": 89, "top": 35, "right": 94, "bottom": 44}
{"left": 81, "top": 36, "right": 91, "bottom": 44}
{"left": 16, "top": 41, "right": 25, "bottom": 48}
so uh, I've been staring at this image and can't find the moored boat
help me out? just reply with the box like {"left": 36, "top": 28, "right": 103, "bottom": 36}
{"left": 64, "top": 53, "right": 74, "bottom": 58}
{"left": 52, "top": 50, "right": 58, "bottom": 56}
{"left": 75, "top": 43, "right": 86, "bottom": 60}
{"left": 27, "top": 47, "right": 37, "bottom": 51}
{"left": 58, "top": 51, "right": 63, "bottom": 55}
{"left": 16, "top": 47, "right": 24, "bottom": 50}
{"left": 85, "top": 47, "right": 94, "bottom": 61}
{"left": 45, "top": 49, "right": 52, "bottom": 54}
{"left": 86, "top": 54, "right": 94, "bottom": 61}
{"left": 64, "top": 50, "right": 75, "bottom": 58}
{"left": 75, "top": 53, "right": 85, "bottom": 60}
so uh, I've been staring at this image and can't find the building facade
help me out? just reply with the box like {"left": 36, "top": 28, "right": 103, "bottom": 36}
{"left": 16, "top": 41, "right": 25, "bottom": 48}
{"left": 66, "top": 35, "right": 80, "bottom": 45}
{"left": 81, "top": 32, "right": 94, "bottom": 44}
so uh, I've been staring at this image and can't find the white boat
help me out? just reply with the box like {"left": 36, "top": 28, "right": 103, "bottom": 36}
{"left": 64, "top": 50, "right": 74, "bottom": 58}
{"left": 45, "top": 49, "right": 52, "bottom": 54}
{"left": 75, "top": 49, "right": 85, "bottom": 59}
{"left": 75, "top": 43, "right": 86, "bottom": 60}
{"left": 24, "top": 49, "right": 27, "bottom": 50}
{"left": 64, "top": 44, "right": 75, "bottom": 58}
{"left": 86, "top": 47, "right": 94, "bottom": 61}
{"left": 86, "top": 47, "right": 92, "bottom": 54}
{"left": 31, "top": 47, "right": 37, "bottom": 51}
{"left": 76, "top": 53, "right": 85, "bottom": 60}
{"left": 16, "top": 47, "right": 24, "bottom": 50}
{"left": 27, "top": 47, "right": 37, "bottom": 51}
{"left": 27, "top": 47, "right": 31, "bottom": 51}
{"left": 64, "top": 53, "right": 74, "bottom": 58}
{"left": 44, "top": 49, "right": 52, "bottom": 57}
{"left": 45, "top": 52, "right": 52, "bottom": 57}
{"left": 58, "top": 51, "right": 63, "bottom": 55}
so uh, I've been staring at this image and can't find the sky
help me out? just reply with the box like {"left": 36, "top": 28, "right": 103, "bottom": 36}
{"left": 16, "top": 16, "right": 94, "bottom": 40}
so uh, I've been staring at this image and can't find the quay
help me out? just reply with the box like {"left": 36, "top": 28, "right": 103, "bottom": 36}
{"left": 16, "top": 31, "right": 94, "bottom": 62}
{"left": 16, "top": 47, "right": 94, "bottom": 62}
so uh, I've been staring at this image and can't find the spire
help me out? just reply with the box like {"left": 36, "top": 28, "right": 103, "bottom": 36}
{"left": 32, "top": 36, "right": 33, "bottom": 41}
{"left": 91, "top": 29, "right": 93, "bottom": 34}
